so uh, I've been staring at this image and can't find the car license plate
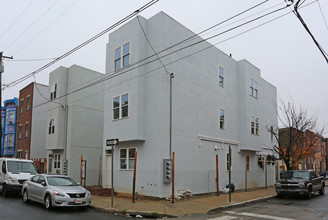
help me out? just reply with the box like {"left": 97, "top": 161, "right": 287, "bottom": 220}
{"left": 75, "top": 199, "right": 82, "bottom": 204}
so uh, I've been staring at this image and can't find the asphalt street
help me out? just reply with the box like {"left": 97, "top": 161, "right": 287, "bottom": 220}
{"left": 0, "top": 194, "right": 125, "bottom": 220}
{"left": 199, "top": 186, "right": 328, "bottom": 220}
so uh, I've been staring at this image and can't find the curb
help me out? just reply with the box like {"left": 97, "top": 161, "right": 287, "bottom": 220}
{"left": 207, "top": 195, "right": 276, "bottom": 214}
{"left": 90, "top": 205, "right": 178, "bottom": 218}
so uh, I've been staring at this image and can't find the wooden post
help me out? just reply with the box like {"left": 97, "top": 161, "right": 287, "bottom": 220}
{"left": 98, "top": 156, "right": 102, "bottom": 187}
{"left": 216, "top": 155, "right": 219, "bottom": 196}
{"left": 245, "top": 155, "right": 247, "bottom": 192}
{"left": 132, "top": 152, "right": 137, "bottom": 203}
{"left": 80, "top": 155, "right": 83, "bottom": 185}
{"left": 228, "top": 146, "right": 231, "bottom": 203}
{"left": 172, "top": 152, "right": 175, "bottom": 204}
{"left": 265, "top": 158, "right": 267, "bottom": 189}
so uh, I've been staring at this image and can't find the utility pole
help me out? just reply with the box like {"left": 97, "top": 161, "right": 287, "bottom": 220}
{"left": 0, "top": 52, "right": 13, "bottom": 157}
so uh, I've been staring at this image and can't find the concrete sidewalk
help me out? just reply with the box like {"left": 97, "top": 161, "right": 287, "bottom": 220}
{"left": 91, "top": 186, "right": 276, "bottom": 218}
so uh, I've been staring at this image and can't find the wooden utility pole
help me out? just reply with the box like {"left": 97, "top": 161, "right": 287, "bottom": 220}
{"left": 245, "top": 155, "right": 247, "bottom": 192}
{"left": 0, "top": 52, "right": 13, "bottom": 157}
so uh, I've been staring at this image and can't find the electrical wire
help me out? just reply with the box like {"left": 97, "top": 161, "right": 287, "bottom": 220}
{"left": 4, "top": 0, "right": 59, "bottom": 51}
{"left": 5, "top": 58, "right": 56, "bottom": 62}
{"left": 4, "top": 0, "right": 159, "bottom": 89}
{"left": 317, "top": 0, "right": 328, "bottom": 32}
{"left": 12, "top": 0, "right": 79, "bottom": 56}
{"left": 30, "top": 3, "right": 297, "bottom": 111}
{"left": 0, "top": 0, "right": 35, "bottom": 41}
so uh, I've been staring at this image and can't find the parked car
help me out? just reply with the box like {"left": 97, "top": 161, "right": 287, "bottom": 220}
{"left": 22, "top": 174, "right": 91, "bottom": 209}
{"left": 275, "top": 170, "right": 325, "bottom": 199}
{"left": 0, "top": 158, "right": 37, "bottom": 197}
{"left": 319, "top": 171, "right": 328, "bottom": 179}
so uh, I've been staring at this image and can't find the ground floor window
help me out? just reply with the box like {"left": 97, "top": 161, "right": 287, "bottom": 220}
{"left": 120, "top": 148, "right": 136, "bottom": 170}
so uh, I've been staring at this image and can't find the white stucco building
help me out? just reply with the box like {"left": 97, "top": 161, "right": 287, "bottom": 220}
{"left": 46, "top": 65, "right": 104, "bottom": 186}
{"left": 102, "top": 12, "right": 278, "bottom": 197}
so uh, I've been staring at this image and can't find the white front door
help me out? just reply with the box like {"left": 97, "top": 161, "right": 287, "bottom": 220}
{"left": 105, "top": 154, "right": 112, "bottom": 188}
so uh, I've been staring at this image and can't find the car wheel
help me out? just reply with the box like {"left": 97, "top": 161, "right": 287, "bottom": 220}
{"left": 2, "top": 184, "right": 8, "bottom": 197}
{"left": 277, "top": 193, "right": 283, "bottom": 198}
{"left": 44, "top": 194, "right": 52, "bottom": 210}
{"left": 319, "top": 184, "right": 325, "bottom": 195}
{"left": 306, "top": 187, "right": 312, "bottom": 199}
{"left": 23, "top": 190, "right": 30, "bottom": 203}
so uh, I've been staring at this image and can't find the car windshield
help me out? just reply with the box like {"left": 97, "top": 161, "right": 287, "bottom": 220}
{"left": 7, "top": 161, "right": 37, "bottom": 174}
{"left": 283, "top": 171, "right": 309, "bottom": 180}
{"left": 47, "top": 177, "right": 78, "bottom": 186}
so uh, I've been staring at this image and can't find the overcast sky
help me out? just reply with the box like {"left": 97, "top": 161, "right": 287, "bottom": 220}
{"left": 1, "top": 0, "right": 328, "bottom": 130}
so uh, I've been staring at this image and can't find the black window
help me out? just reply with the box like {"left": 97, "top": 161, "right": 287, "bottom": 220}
{"left": 31, "top": 175, "right": 40, "bottom": 183}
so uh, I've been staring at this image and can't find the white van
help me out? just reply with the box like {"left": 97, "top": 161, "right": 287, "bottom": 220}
{"left": 0, "top": 158, "right": 37, "bottom": 196}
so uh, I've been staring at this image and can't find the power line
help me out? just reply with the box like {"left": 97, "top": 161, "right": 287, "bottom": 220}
{"left": 12, "top": 0, "right": 79, "bottom": 56}
{"left": 31, "top": 3, "right": 294, "bottom": 111}
{"left": 4, "top": 0, "right": 159, "bottom": 89}
{"left": 5, "top": 58, "right": 56, "bottom": 62}
{"left": 0, "top": 0, "right": 35, "bottom": 41}
{"left": 317, "top": 0, "right": 328, "bottom": 32}
{"left": 4, "top": 0, "right": 59, "bottom": 51}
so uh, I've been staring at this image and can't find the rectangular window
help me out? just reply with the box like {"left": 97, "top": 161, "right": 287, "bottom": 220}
{"left": 113, "top": 94, "right": 129, "bottom": 120}
{"left": 20, "top": 99, "right": 24, "bottom": 113}
{"left": 25, "top": 122, "right": 29, "bottom": 138}
{"left": 17, "top": 151, "right": 22, "bottom": 159}
{"left": 270, "top": 126, "right": 274, "bottom": 142}
{"left": 54, "top": 154, "right": 61, "bottom": 169}
{"left": 250, "top": 79, "right": 258, "bottom": 98}
{"left": 49, "top": 118, "right": 55, "bottom": 134}
{"left": 8, "top": 111, "right": 15, "bottom": 124}
{"left": 218, "top": 66, "right": 224, "bottom": 87}
{"left": 246, "top": 155, "right": 250, "bottom": 171}
{"left": 26, "top": 95, "right": 30, "bottom": 111}
{"left": 251, "top": 116, "right": 259, "bottom": 135}
{"left": 19, "top": 124, "right": 22, "bottom": 139}
{"left": 50, "top": 83, "right": 57, "bottom": 100}
{"left": 219, "top": 109, "right": 225, "bottom": 129}
{"left": 120, "top": 148, "right": 136, "bottom": 170}
{"left": 114, "top": 42, "right": 130, "bottom": 71}
{"left": 7, "top": 134, "right": 14, "bottom": 147}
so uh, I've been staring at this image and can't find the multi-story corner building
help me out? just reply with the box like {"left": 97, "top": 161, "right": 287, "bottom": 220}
{"left": 46, "top": 65, "right": 104, "bottom": 186}
{"left": 102, "top": 12, "right": 278, "bottom": 198}
{"left": 16, "top": 82, "right": 48, "bottom": 172}
{"left": 1, "top": 98, "right": 18, "bottom": 157}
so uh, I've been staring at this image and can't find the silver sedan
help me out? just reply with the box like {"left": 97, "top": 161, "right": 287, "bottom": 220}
{"left": 22, "top": 174, "right": 91, "bottom": 209}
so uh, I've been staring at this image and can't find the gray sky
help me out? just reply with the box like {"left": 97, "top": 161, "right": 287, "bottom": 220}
{"left": 1, "top": 0, "right": 328, "bottom": 129}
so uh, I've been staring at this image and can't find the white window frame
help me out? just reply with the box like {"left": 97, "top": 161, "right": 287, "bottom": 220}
{"left": 8, "top": 111, "right": 15, "bottom": 124}
{"left": 251, "top": 116, "right": 259, "bottom": 135}
{"left": 218, "top": 66, "right": 224, "bottom": 87}
{"left": 112, "top": 93, "right": 129, "bottom": 120}
{"left": 114, "top": 42, "right": 130, "bottom": 71}
{"left": 19, "top": 124, "right": 22, "bottom": 139}
{"left": 119, "top": 147, "right": 136, "bottom": 170}
{"left": 50, "top": 83, "right": 57, "bottom": 100}
{"left": 20, "top": 99, "right": 24, "bottom": 114}
{"left": 219, "top": 108, "right": 225, "bottom": 129}
{"left": 250, "top": 79, "right": 258, "bottom": 98}
{"left": 7, "top": 134, "right": 14, "bottom": 147}
{"left": 54, "top": 154, "right": 61, "bottom": 169}
{"left": 49, "top": 118, "right": 55, "bottom": 134}
{"left": 25, "top": 122, "right": 29, "bottom": 138}
{"left": 26, "top": 95, "right": 30, "bottom": 111}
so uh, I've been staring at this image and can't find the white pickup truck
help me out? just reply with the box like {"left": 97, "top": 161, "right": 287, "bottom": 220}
{"left": 0, "top": 158, "right": 37, "bottom": 197}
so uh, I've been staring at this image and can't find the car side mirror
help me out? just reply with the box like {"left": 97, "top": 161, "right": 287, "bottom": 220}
{"left": 41, "top": 181, "right": 47, "bottom": 187}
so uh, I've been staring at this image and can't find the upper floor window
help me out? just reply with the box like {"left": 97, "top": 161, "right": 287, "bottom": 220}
{"left": 8, "top": 111, "right": 15, "bottom": 124}
{"left": 20, "top": 99, "right": 24, "bottom": 113}
{"left": 26, "top": 95, "right": 30, "bottom": 111}
{"left": 113, "top": 94, "right": 129, "bottom": 120}
{"left": 114, "top": 42, "right": 130, "bottom": 71}
{"left": 19, "top": 124, "right": 22, "bottom": 139}
{"left": 50, "top": 83, "right": 57, "bottom": 100}
{"left": 250, "top": 79, "right": 258, "bottom": 98}
{"left": 7, "top": 134, "right": 14, "bottom": 147}
{"left": 251, "top": 116, "right": 259, "bottom": 135}
{"left": 120, "top": 147, "right": 136, "bottom": 170}
{"left": 25, "top": 122, "right": 29, "bottom": 138}
{"left": 218, "top": 66, "right": 224, "bottom": 87}
{"left": 49, "top": 118, "right": 55, "bottom": 134}
{"left": 219, "top": 109, "right": 225, "bottom": 129}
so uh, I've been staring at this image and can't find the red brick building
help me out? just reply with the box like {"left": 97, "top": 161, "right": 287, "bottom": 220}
{"left": 16, "top": 82, "right": 48, "bottom": 173}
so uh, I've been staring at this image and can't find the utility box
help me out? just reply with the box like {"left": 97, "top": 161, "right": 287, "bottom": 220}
{"left": 163, "top": 159, "right": 172, "bottom": 183}
{"left": 62, "top": 159, "right": 68, "bottom": 175}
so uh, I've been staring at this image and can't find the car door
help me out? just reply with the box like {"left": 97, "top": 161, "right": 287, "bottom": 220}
{"left": 34, "top": 175, "right": 47, "bottom": 203}
{"left": 310, "top": 171, "right": 320, "bottom": 191}
{"left": 28, "top": 175, "right": 40, "bottom": 201}
{"left": 0, "top": 161, "right": 4, "bottom": 191}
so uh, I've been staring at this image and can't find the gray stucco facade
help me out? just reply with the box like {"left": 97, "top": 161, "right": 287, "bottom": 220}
{"left": 46, "top": 65, "right": 104, "bottom": 186}
{"left": 103, "top": 12, "right": 278, "bottom": 197}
